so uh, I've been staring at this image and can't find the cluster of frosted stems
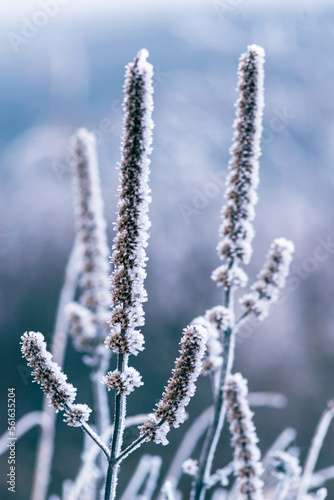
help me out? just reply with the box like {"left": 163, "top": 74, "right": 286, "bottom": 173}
{"left": 224, "top": 373, "right": 264, "bottom": 500}
{"left": 106, "top": 48, "right": 154, "bottom": 357}
{"left": 66, "top": 129, "right": 110, "bottom": 350}
{"left": 240, "top": 237, "right": 294, "bottom": 319}
{"left": 21, "top": 331, "right": 91, "bottom": 426}
{"left": 140, "top": 324, "right": 207, "bottom": 445}
{"left": 212, "top": 44, "right": 265, "bottom": 290}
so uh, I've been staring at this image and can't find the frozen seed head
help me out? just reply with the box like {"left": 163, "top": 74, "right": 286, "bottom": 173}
{"left": 192, "top": 316, "right": 222, "bottom": 375}
{"left": 65, "top": 302, "right": 96, "bottom": 352}
{"left": 182, "top": 459, "right": 198, "bottom": 477}
{"left": 240, "top": 238, "right": 294, "bottom": 320}
{"left": 225, "top": 373, "right": 264, "bottom": 500}
{"left": 109, "top": 49, "right": 154, "bottom": 355}
{"left": 21, "top": 332, "right": 77, "bottom": 411}
{"left": 205, "top": 306, "right": 233, "bottom": 331}
{"left": 139, "top": 324, "right": 207, "bottom": 444}
{"left": 105, "top": 325, "right": 144, "bottom": 356}
{"left": 212, "top": 264, "right": 248, "bottom": 289}
{"left": 101, "top": 366, "right": 143, "bottom": 395}
{"left": 217, "top": 45, "right": 265, "bottom": 270}
{"left": 64, "top": 404, "right": 92, "bottom": 427}
{"left": 139, "top": 414, "right": 170, "bottom": 446}
{"left": 70, "top": 128, "right": 110, "bottom": 317}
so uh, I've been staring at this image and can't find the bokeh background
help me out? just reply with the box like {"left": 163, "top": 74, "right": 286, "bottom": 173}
{"left": 1, "top": 0, "right": 334, "bottom": 498}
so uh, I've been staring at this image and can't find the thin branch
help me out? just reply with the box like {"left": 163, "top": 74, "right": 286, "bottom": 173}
{"left": 296, "top": 401, "right": 334, "bottom": 500}
{"left": 80, "top": 421, "right": 110, "bottom": 459}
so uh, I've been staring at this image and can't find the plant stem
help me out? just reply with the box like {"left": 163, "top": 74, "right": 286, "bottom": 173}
{"left": 104, "top": 353, "right": 128, "bottom": 500}
{"left": 296, "top": 401, "right": 334, "bottom": 500}
{"left": 192, "top": 288, "right": 235, "bottom": 500}
{"left": 80, "top": 421, "right": 110, "bottom": 459}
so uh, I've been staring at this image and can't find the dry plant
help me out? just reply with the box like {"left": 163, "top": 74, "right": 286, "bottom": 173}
{"left": 6, "top": 45, "right": 334, "bottom": 500}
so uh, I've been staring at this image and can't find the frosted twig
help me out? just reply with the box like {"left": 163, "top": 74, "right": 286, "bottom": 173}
{"left": 67, "top": 415, "right": 147, "bottom": 500}
{"left": 296, "top": 400, "right": 334, "bottom": 500}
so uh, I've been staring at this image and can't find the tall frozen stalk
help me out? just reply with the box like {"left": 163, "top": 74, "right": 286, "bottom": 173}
{"left": 103, "top": 48, "right": 154, "bottom": 500}
{"left": 66, "top": 129, "right": 111, "bottom": 435}
{"left": 192, "top": 44, "right": 265, "bottom": 500}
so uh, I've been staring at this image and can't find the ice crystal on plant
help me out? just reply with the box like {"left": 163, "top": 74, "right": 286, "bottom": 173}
{"left": 224, "top": 372, "right": 264, "bottom": 500}
{"left": 64, "top": 404, "right": 92, "bottom": 427}
{"left": 101, "top": 366, "right": 143, "bottom": 395}
{"left": 240, "top": 237, "right": 294, "bottom": 320}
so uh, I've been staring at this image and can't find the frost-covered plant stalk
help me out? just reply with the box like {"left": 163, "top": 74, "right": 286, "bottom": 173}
{"left": 192, "top": 44, "right": 267, "bottom": 500}
{"left": 224, "top": 373, "right": 264, "bottom": 500}
{"left": 140, "top": 325, "right": 207, "bottom": 446}
{"left": 103, "top": 47, "right": 154, "bottom": 500}
{"left": 66, "top": 128, "right": 110, "bottom": 351}
{"left": 65, "top": 129, "right": 112, "bottom": 448}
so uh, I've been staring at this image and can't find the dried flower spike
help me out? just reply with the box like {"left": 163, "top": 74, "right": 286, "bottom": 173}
{"left": 70, "top": 128, "right": 110, "bottom": 317}
{"left": 21, "top": 332, "right": 91, "bottom": 428}
{"left": 107, "top": 48, "right": 154, "bottom": 356}
{"left": 66, "top": 128, "right": 110, "bottom": 351}
{"left": 212, "top": 45, "right": 265, "bottom": 291}
{"left": 140, "top": 324, "right": 207, "bottom": 445}
{"left": 240, "top": 237, "right": 294, "bottom": 319}
{"left": 224, "top": 373, "right": 264, "bottom": 500}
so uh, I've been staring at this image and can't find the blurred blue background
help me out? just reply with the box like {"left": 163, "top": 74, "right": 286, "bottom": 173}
{"left": 1, "top": 0, "right": 334, "bottom": 498}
